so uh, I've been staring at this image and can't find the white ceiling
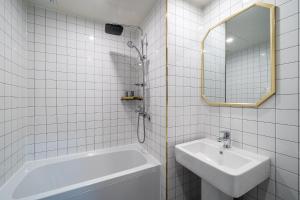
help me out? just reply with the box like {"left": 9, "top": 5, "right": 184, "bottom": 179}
{"left": 28, "top": 0, "right": 212, "bottom": 26}
{"left": 28, "top": 0, "right": 158, "bottom": 26}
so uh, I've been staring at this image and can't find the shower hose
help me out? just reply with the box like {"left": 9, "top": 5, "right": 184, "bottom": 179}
{"left": 137, "top": 113, "right": 146, "bottom": 143}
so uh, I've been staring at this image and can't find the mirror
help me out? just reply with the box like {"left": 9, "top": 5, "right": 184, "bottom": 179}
{"left": 201, "top": 3, "right": 275, "bottom": 108}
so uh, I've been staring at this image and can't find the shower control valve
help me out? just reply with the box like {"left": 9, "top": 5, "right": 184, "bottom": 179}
{"left": 140, "top": 112, "right": 151, "bottom": 121}
{"left": 136, "top": 110, "right": 151, "bottom": 121}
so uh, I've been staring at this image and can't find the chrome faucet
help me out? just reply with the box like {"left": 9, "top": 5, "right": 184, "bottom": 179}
{"left": 218, "top": 130, "right": 231, "bottom": 148}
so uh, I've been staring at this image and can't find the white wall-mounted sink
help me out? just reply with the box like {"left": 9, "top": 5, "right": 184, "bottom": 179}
{"left": 175, "top": 138, "right": 270, "bottom": 198}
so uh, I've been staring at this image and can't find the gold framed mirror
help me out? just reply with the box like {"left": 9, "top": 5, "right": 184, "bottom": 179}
{"left": 201, "top": 3, "right": 275, "bottom": 108}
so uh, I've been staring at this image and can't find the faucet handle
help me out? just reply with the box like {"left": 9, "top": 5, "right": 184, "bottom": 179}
{"left": 220, "top": 130, "right": 231, "bottom": 138}
{"left": 220, "top": 130, "right": 231, "bottom": 148}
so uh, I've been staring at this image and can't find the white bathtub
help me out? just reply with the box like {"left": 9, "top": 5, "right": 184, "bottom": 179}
{"left": 0, "top": 144, "right": 161, "bottom": 200}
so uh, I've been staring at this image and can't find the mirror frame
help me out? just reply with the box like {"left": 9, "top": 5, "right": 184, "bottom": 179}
{"left": 200, "top": 3, "right": 276, "bottom": 108}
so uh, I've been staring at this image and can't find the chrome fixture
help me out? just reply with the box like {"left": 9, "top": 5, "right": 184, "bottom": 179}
{"left": 105, "top": 23, "right": 149, "bottom": 144}
{"left": 134, "top": 83, "right": 145, "bottom": 87}
{"left": 217, "top": 130, "right": 231, "bottom": 148}
{"left": 126, "top": 41, "right": 145, "bottom": 61}
{"left": 126, "top": 28, "right": 149, "bottom": 144}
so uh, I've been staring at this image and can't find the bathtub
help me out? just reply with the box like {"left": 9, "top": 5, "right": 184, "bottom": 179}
{"left": 0, "top": 144, "right": 161, "bottom": 200}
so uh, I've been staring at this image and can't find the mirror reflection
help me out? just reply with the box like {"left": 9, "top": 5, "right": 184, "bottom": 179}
{"left": 202, "top": 5, "right": 274, "bottom": 106}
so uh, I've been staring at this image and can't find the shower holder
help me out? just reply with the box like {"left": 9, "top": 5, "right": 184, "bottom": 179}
{"left": 121, "top": 96, "right": 143, "bottom": 101}
{"left": 134, "top": 83, "right": 145, "bottom": 87}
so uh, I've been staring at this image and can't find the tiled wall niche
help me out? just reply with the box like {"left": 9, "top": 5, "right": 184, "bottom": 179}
{"left": 0, "top": 0, "right": 28, "bottom": 187}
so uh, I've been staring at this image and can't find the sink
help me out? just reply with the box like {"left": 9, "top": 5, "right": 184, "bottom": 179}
{"left": 175, "top": 138, "right": 270, "bottom": 198}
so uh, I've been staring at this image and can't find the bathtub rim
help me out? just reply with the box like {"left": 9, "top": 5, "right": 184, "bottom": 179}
{"left": 0, "top": 144, "right": 160, "bottom": 200}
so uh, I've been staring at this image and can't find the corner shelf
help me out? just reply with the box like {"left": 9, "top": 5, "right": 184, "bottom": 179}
{"left": 121, "top": 96, "right": 143, "bottom": 101}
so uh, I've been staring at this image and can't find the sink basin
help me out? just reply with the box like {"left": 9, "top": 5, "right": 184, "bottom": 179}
{"left": 175, "top": 138, "right": 270, "bottom": 198}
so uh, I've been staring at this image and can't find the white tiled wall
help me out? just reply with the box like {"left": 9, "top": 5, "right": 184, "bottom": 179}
{"left": 226, "top": 42, "right": 270, "bottom": 103}
{"left": 167, "top": 0, "right": 203, "bottom": 199}
{"left": 134, "top": 0, "right": 166, "bottom": 200}
{"left": 142, "top": 0, "right": 166, "bottom": 164}
{"left": 140, "top": 0, "right": 167, "bottom": 199}
{"left": 26, "top": 4, "right": 140, "bottom": 160}
{"left": 0, "top": 0, "right": 28, "bottom": 187}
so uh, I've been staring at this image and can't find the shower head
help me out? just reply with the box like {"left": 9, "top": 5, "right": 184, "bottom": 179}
{"left": 127, "top": 41, "right": 134, "bottom": 48}
{"left": 127, "top": 41, "right": 143, "bottom": 61}
{"left": 105, "top": 24, "right": 124, "bottom": 35}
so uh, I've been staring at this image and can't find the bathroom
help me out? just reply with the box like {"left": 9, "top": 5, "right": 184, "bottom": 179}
{"left": 0, "top": 0, "right": 298, "bottom": 199}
